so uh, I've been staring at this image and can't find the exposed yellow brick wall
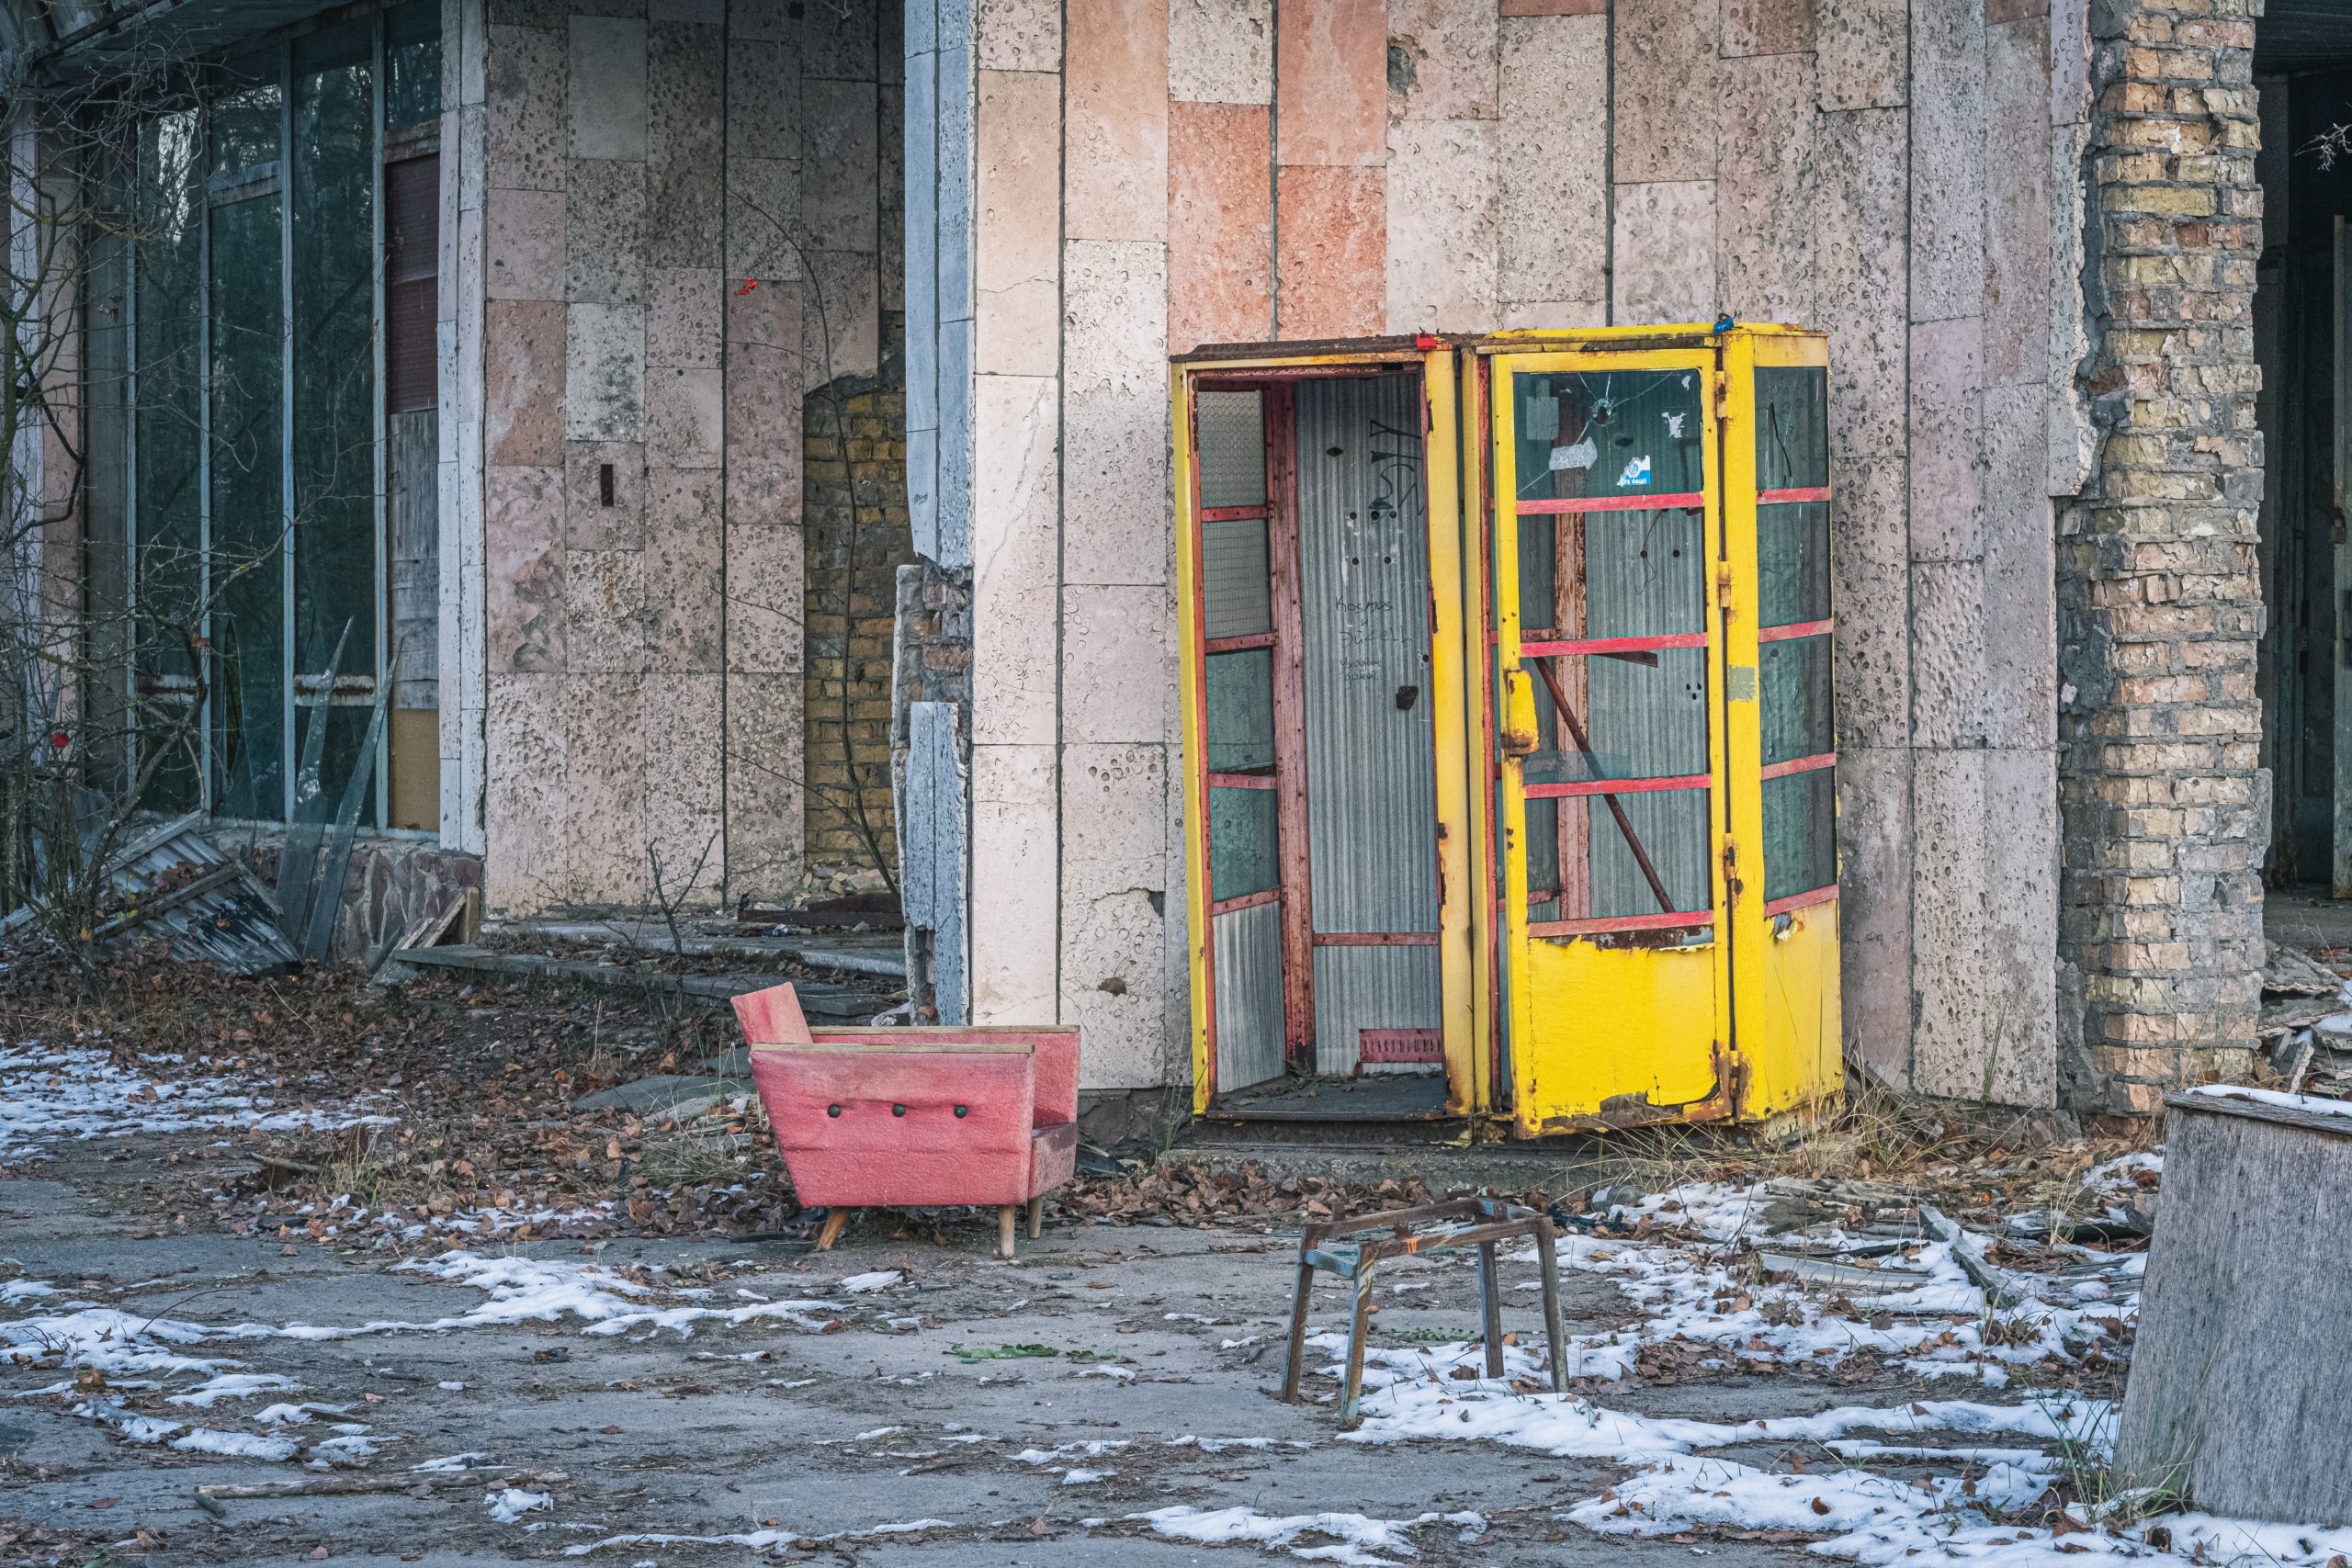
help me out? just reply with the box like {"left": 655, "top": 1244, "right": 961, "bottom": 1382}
{"left": 803, "top": 348, "right": 912, "bottom": 896}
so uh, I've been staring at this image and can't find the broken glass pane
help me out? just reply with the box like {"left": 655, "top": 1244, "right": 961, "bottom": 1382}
{"left": 1202, "top": 517, "right": 1272, "bottom": 639}
{"left": 1194, "top": 389, "right": 1267, "bottom": 509}
{"left": 290, "top": 19, "right": 379, "bottom": 820}
{"left": 135, "top": 106, "right": 206, "bottom": 811}
{"left": 386, "top": 0, "right": 443, "bottom": 128}
{"left": 1513, "top": 369, "right": 1704, "bottom": 504}
{"left": 1209, "top": 788, "right": 1279, "bottom": 900}
{"left": 1755, "top": 367, "right": 1828, "bottom": 491}
{"left": 1762, "top": 769, "right": 1836, "bottom": 903}
{"left": 1205, "top": 649, "right": 1274, "bottom": 773}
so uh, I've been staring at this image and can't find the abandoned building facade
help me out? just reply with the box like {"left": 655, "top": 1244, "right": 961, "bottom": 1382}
{"left": 6, "top": 0, "right": 2341, "bottom": 1125}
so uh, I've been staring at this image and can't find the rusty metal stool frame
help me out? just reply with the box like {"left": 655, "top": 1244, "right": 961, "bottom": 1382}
{"left": 1279, "top": 1195, "right": 1569, "bottom": 1427}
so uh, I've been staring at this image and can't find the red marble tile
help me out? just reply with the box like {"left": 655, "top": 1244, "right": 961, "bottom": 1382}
{"left": 1068, "top": 0, "right": 1170, "bottom": 241}
{"left": 1275, "top": 164, "right": 1385, "bottom": 339}
{"left": 1170, "top": 101, "right": 1273, "bottom": 350}
{"left": 1275, "top": 0, "right": 1386, "bottom": 167}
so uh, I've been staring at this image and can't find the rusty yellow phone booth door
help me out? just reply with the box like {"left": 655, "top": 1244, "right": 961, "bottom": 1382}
{"left": 1484, "top": 328, "right": 1841, "bottom": 1136}
{"left": 1488, "top": 344, "right": 1734, "bottom": 1133}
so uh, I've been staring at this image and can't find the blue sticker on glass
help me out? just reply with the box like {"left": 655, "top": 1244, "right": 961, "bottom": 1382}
{"left": 1617, "top": 456, "right": 1652, "bottom": 488}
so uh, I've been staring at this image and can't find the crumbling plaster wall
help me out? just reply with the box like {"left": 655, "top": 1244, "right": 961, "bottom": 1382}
{"left": 456, "top": 0, "right": 898, "bottom": 915}
{"left": 933, "top": 0, "right": 2099, "bottom": 1100}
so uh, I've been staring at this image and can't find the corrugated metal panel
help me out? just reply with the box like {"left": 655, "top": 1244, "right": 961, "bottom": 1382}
{"left": 1313, "top": 945, "right": 1442, "bottom": 1076}
{"left": 1213, "top": 900, "right": 1284, "bottom": 1091}
{"left": 1295, "top": 375, "right": 1442, "bottom": 1066}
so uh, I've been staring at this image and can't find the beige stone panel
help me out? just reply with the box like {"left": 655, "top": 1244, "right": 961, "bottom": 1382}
{"left": 485, "top": 671, "right": 569, "bottom": 912}
{"left": 1386, "top": 0, "right": 1496, "bottom": 122}
{"left": 1060, "top": 743, "right": 1174, "bottom": 1088}
{"left": 1816, "top": 0, "right": 1906, "bottom": 112}
{"left": 1911, "top": 746, "right": 2056, "bottom": 1105}
{"left": 725, "top": 517, "right": 807, "bottom": 674}
{"left": 565, "top": 672, "right": 652, "bottom": 903}
{"left": 485, "top": 466, "right": 565, "bottom": 673}
{"left": 725, "top": 39, "right": 799, "bottom": 165}
{"left": 1909, "top": 558, "right": 1987, "bottom": 750}
{"left": 1717, "top": 51, "right": 1816, "bottom": 324}
{"left": 1611, "top": 181, "right": 1717, "bottom": 325}
{"left": 566, "top": 547, "right": 647, "bottom": 673}
{"left": 1909, "top": 0, "right": 1986, "bottom": 324}
{"left": 971, "top": 374, "right": 1062, "bottom": 748}
{"left": 802, "top": 79, "right": 882, "bottom": 253}
{"left": 569, "top": 16, "right": 648, "bottom": 161}
{"left": 801, "top": 248, "right": 879, "bottom": 384}
{"left": 1832, "top": 544, "right": 1908, "bottom": 750}
{"left": 485, "top": 298, "right": 567, "bottom": 466}
{"left": 1168, "top": 102, "right": 1273, "bottom": 349}
{"left": 564, "top": 439, "right": 648, "bottom": 550}
{"left": 1274, "top": 165, "right": 1385, "bottom": 339}
{"left": 1814, "top": 107, "right": 1908, "bottom": 460}
{"left": 1498, "top": 15, "right": 1606, "bottom": 310}
{"left": 565, "top": 156, "right": 647, "bottom": 307}
{"left": 1385, "top": 118, "right": 1498, "bottom": 333}
{"left": 1978, "top": 744, "right": 2058, "bottom": 1108}
{"left": 486, "top": 26, "right": 566, "bottom": 192}
{"left": 1067, "top": 0, "right": 1170, "bottom": 242}
{"left": 1064, "top": 240, "right": 1171, "bottom": 587}
{"left": 1500, "top": 299, "right": 1605, "bottom": 329}
{"left": 968, "top": 742, "right": 1060, "bottom": 1022}
{"left": 1169, "top": 0, "right": 1272, "bottom": 104}
{"left": 1063, "top": 583, "right": 1173, "bottom": 746}
{"left": 1907, "top": 746, "right": 1989, "bottom": 1101}
{"left": 2045, "top": 120, "right": 2096, "bottom": 497}
{"left": 724, "top": 670, "right": 806, "bottom": 899}
{"left": 724, "top": 156, "right": 804, "bottom": 283}
{"left": 1612, "top": 0, "right": 1716, "bottom": 186}
{"left": 1981, "top": 384, "right": 2058, "bottom": 751}
{"left": 486, "top": 187, "right": 565, "bottom": 300}
{"left": 1274, "top": 0, "right": 1386, "bottom": 166}
{"left": 1723, "top": 0, "right": 1812, "bottom": 57}
{"left": 564, "top": 301, "right": 646, "bottom": 442}
{"left": 978, "top": 0, "right": 1060, "bottom": 71}
{"left": 647, "top": 267, "right": 722, "bottom": 368}
{"left": 1836, "top": 743, "right": 1912, "bottom": 1090}
{"left": 976, "top": 70, "right": 1063, "bottom": 379}
{"left": 646, "top": 364, "right": 725, "bottom": 468}
{"left": 1984, "top": 14, "right": 2052, "bottom": 388}
{"left": 1062, "top": 878, "right": 1172, "bottom": 1088}
{"left": 1908, "top": 316, "right": 1984, "bottom": 562}
{"left": 648, "top": 21, "right": 725, "bottom": 269}
{"left": 643, "top": 468, "right": 722, "bottom": 670}
{"left": 641, "top": 671, "right": 726, "bottom": 905}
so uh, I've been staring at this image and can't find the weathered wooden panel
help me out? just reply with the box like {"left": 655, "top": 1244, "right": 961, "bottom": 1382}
{"left": 2115, "top": 1089, "right": 2352, "bottom": 1526}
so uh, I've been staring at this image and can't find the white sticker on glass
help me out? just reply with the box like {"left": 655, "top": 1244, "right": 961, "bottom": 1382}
{"left": 1550, "top": 438, "right": 1598, "bottom": 472}
{"left": 1523, "top": 395, "right": 1561, "bottom": 442}
{"left": 1618, "top": 456, "right": 1652, "bottom": 487}
{"left": 1663, "top": 412, "right": 1686, "bottom": 438}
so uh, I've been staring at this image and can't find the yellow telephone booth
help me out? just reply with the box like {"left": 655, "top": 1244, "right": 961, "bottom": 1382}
{"left": 1172, "top": 325, "right": 1840, "bottom": 1136}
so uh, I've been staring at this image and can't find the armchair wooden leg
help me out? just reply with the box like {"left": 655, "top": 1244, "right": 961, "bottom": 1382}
{"left": 1477, "top": 1239, "right": 1505, "bottom": 1379}
{"left": 1533, "top": 1224, "right": 1568, "bottom": 1393}
{"left": 815, "top": 1208, "right": 853, "bottom": 1251}
{"left": 1338, "top": 1254, "right": 1382, "bottom": 1431}
{"left": 1026, "top": 1193, "right": 1045, "bottom": 1239}
{"left": 998, "top": 1203, "right": 1018, "bottom": 1258}
{"left": 1279, "top": 1250, "right": 1317, "bottom": 1404}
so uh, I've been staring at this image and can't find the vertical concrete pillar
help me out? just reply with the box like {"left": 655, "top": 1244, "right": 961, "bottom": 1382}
{"left": 2057, "top": 0, "right": 2266, "bottom": 1111}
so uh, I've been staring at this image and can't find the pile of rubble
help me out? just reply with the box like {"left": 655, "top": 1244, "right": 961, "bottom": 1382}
{"left": 2256, "top": 940, "right": 2352, "bottom": 1096}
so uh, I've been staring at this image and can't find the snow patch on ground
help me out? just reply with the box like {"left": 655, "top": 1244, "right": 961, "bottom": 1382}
{"left": 0, "top": 1043, "right": 392, "bottom": 1161}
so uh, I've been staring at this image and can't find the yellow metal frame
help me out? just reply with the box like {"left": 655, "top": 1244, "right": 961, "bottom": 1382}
{"left": 1172, "top": 344, "right": 1476, "bottom": 1117}
{"left": 1487, "top": 344, "right": 1732, "bottom": 1134}
{"left": 1473, "top": 323, "right": 1841, "bottom": 1135}
{"left": 1172, "top": 325, "right": 1840, "bottom": 1134}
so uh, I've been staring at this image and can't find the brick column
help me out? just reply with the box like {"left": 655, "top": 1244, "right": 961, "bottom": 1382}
{"left": 2057, "top": 0, "right": 2266, "bottom": 1113}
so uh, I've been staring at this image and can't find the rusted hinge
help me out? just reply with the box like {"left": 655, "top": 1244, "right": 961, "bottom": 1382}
{"left": 1715, "top": 562, "right": 1736, "bottom": 609}
{"left": 1721, "top": 836, "right": 1742, "bottom": 905}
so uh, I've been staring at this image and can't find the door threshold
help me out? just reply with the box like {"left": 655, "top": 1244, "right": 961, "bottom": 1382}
{"left": 1210, "top": 1072, "right": 1451, "bottom": 1122}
